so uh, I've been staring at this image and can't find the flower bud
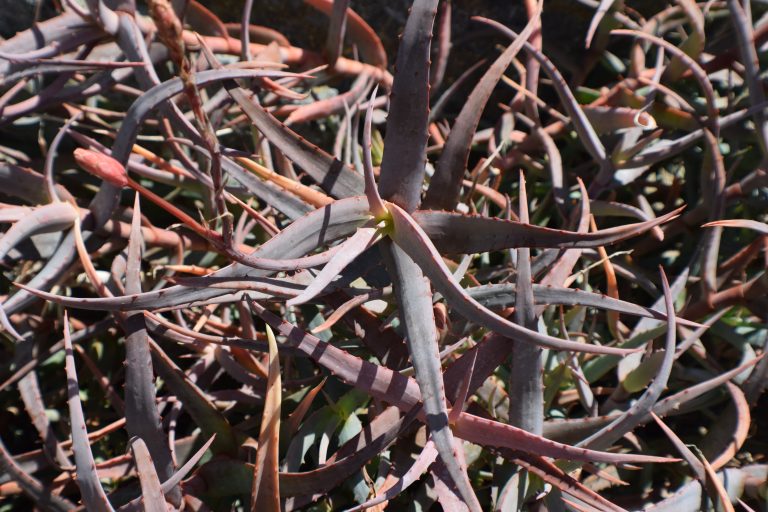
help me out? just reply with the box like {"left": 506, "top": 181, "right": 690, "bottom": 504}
{"left": 73, "top": 148, "right": 129, "bottom": 188}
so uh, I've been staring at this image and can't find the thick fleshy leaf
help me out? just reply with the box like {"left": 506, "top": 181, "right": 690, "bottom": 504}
{"left": 121, "top": 435, "right": 217, "bottom": 512}
{"left": 618, "top": 30, "right": 718, "bottom": 123}
{"left": 535, "top": 178, "right": 593, "bottom": 314}
{"left": 128, "top": 437, "right": 166, "bottom": 512}
{"left": 10, "top": 303, "right": 68, "bottom": 467}
{"left": 288, "top": 227, "right": 382, "bottom": 306}
{"left": 651, "top": 412, "right": 705, "bottom": 479}
{"left": 15, "top": 197, "right": 373, "bottom": 311}
{"left": 0, "top": 202, "right": 78, "bottom": 262}
{"left": 694, "top": 445, "right": 736, "bottom": 512}
{"left": 201, "top": 37, "right": 365, "bottom": 199}
{"left": 223, "top": 156, "right": 315, "bottom": 220}
{"left": 251, "top": 302, "right": 676, "bottom": 465}
{"left": 382, "top": 239, "right": 481, "bottom": 511}
{"left": 585, "top": 0, "right": 619, "bottom": 48}
{"left": 430, "top": 0, "right": 451, "bottom": 90}
{"left": 15, "top": 365, "right": 72, "bottom": 470}
{"left": 283, "top": 73, "right": 370, "bottom": 127}
{"left": 322, "top": 0, "right": 348, "bottom": 67}
{"left": 111, "top": 68, "right": 295, "bottom": 165}
{"left": 497, "top": 446, "right": 627, "bottom": 511}
{"left": 414, "top": 206, "right": 683, "bottom": 254}
{"left": 466, "top": 283, "right": 700, "bottom": 327}
{"left": 654, "top": 355, "right": 763, "bottom": 420}
{"left": 185, "top": 407, "right": 414, "bottom": 502}
{"left": 509, "top": 172, "right": 543, "bottom": 434}
{"left": 122, "top": 193, "right": 177, "bottom": 501}
{"left": 345, "top": 439, "right": 438, "bottom": 512}
{"left": 388, "top": 202, "right": 640, "bottom": 355}
{"left": 727, "top": 0, "right": 768, "bottom": 154}
{"left": 424, "top": 1, "right": 541, "bottom": 210}
{"left": 429, "top": 60, "right": 486, "bottom": 122}
{"left": 4, "top": 7, "right": 759, "bottom": 510}
{"left": 703, "top": 219, "right": 768, "bottom": 235}
{"left": 230, "top": 152, "right": 334, "bottom": 208}
{"left": 577, "top": 268, "right": 677, "bottom": 450}
{"left": 363, "top": 86, "right": 387, "bottom": 218}
{"left": 0, "top": 435, "right": 75, "bottom": 511}
{"left": 230, "top": 240, "right": 349, "bottom": 272}
{"left": 304, "top": 0, "right": 387, "bottom": 68}
{"left": 590, "top": 215, "right": 622, "bottom": 337}
{"left": 591, "top": 199, "right": 664, "bottom": 240}
{"left": 286, "top": 379, "right": 327, "bottom": 437}
{"left": 630, "top": 268, "right": 689, "bottom": 337}
{"left": 477, "top": 17, "right": 607, "bottom": 167}
{"left": 283, "top": 406, "right": 414, "bottom": 501}
{"left": 451, "top": 412, "right": 675, "bottom": 465}
{"left": 430, "top": 446, "right": 474, "bottom": 512}
{"left": 644, "top": 466, "right": 765, "bottom": 511}
{"left": 148, "top": 338, "right": 245, "bottom": 455}
{"left": 63, "top": 313, "right": 114, "bottom": 512}
{"left": 377, "top": 0, "right": 438, "bottom": 212}
{"left": 0, "top": 12, "right": 102, "bottom": 76}
{"left": 252, "top": 325, "right": 281, "bottom": 511}
{"left": 703, "top": 382, "right": 750, "bottom": 471}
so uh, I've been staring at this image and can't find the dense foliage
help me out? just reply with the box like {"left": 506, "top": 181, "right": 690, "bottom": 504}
{"left": 0, "top": 1, "right": 766, "bottom": 510}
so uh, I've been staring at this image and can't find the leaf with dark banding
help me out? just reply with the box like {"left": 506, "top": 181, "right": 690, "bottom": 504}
{"left": 382, "top": 238, "right": 481, "bottom": 511}
{"left": 251, "top": 302, "right": 677, "bottom": 465}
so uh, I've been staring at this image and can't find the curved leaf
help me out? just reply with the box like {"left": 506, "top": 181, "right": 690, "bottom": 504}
{"left": 16, "top": 197, "right": 373, "bottom": 311}
{"left": 414, "top": 206, "right": 683, "bottom": 254}
{"left": 251, "top": 302, "right": 674, "bottom": 465}
{"left": 389, "top": 202, "right": 640, "bottom": 355}
{"left": 424, "top": 1, "right": 541, "bottom": 210}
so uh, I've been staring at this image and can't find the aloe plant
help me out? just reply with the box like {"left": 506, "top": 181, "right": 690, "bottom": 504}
{"left": 0, "top": 1, "right": 766, "bottom": 510}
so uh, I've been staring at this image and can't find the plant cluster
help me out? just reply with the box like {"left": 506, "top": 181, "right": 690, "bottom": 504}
{"left": 0, "top": 0, "right": 766, "bottom": 510}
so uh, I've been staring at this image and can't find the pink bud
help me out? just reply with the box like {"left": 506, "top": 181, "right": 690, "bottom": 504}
{"left": 73, "top": 148, "right": 129, "bottom": 188}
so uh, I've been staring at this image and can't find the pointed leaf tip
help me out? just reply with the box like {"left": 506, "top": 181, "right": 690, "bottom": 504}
{"left": 363, "top": 85, "right": 388, "bottom": 219}
{"left": 252, "top": 323, "right": 281, "bottom": 511}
